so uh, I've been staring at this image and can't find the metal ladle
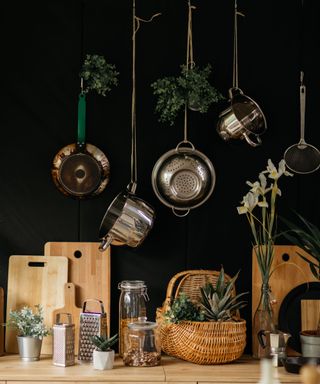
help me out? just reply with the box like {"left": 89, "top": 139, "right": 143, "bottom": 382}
{"left": 284, "top": 72, "right": 320, "bottom": 174}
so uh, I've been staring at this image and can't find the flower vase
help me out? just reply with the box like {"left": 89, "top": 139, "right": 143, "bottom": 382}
{"left": 252, "top": 283, "right": 276, "bottom": 359}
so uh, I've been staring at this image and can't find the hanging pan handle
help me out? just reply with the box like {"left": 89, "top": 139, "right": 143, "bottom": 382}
{"left": 243, "top": 132, "right": 262, "bottom": 147}
{"left": 99, "top": 235, "right": 113, "bottom": 252}
{"left": 299, "top": 71, "right": 306, "bottom": 144}
{"left": 172, "top": 208, "right": 190, "bottom": 217}
{"left": 176, "top": 140, "right": 195, "bottom": 152}
{"left": 77, "top": 80, "right": 86, "bottom": 148}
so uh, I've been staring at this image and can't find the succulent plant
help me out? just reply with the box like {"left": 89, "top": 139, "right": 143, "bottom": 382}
{"left": 199, "top": 267, "right": 248, "bottom": 322}
{"left": 91, "top": 333, "right": 118, "bottom": 352}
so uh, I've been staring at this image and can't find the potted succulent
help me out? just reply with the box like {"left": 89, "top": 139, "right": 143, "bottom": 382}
{"left": 158, "top": 267, "right": 248, "bottom": 364}
{"left": 5, "top": 304, "right": 50, "bottom": 361}
{"left": 91, "top": 333, "right": 118, "bottom": 370}
{"left": 281, "top": 212, "right": 320, "bottom": 357}
{"left": 79, "top": 54, "right": 119, "bottom": 96}
{"left": 151, "top": 64, "right": 224, "bottom": 126}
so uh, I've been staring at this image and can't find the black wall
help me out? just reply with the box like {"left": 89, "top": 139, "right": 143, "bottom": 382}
{"left": 1, "top": 0, "right": 319, "bottom": 353}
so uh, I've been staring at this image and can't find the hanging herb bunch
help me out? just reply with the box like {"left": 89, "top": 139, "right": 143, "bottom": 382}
{"left": 151, "top": 63, "right": 224, "bottom": 125}
{"left": 80, "top": 54, "right": 119, "bottom": 96}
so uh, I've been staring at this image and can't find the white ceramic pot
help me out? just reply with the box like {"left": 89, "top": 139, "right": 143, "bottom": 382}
{"left": 300, "top": 331, "right": 320, "bottom": 357}
{"left": 17, "top": 336, "right": 42, "bottom": 361}
{"left": 93, "top": 349, "right": 115, "bottom": 370}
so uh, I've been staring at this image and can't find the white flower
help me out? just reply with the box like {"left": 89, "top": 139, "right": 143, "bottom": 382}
{"left": 237, "top": 191, "right": 258, "bottom": 214}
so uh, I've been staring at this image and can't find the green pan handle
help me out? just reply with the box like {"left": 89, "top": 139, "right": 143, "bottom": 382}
{"left": 77, "top": 93, "right": 86, "bottom": 145}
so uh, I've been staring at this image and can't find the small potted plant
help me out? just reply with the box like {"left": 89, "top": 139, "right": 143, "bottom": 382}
{"left": 5, "top": 304, "right": 50, "bottom": 361}
{"left": 151, "top": 64, "right": 224, "bottom": 126}
{"left": 91, "top": 333, "right": 118, "bottom": 370}
{"left": 79, "top": 54, "right": 119, "bottom": 96}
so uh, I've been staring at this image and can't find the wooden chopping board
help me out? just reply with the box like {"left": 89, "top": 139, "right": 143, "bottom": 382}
{"left": 301, "top": 300, "right": 320, "bottom": 331}
{"left": 52, "top": 283, "right": 82, "bottom": 354}
{"left": 6, "top": 255, "right": 68, "bottom": 354}
{"left": 0, "top": 287, "right": 4, "bottom": 356}
{"left": 252, "top": 245, "right": 318, "bottom": 325}
{"left": 44, "top": 242, "right": 111, "bottom": 335}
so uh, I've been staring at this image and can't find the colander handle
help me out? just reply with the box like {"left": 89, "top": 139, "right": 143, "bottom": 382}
{"left": 229, "top": 87, "right": 243, "bottom": 100}
{"left": 176, "top": 140, "right": 195, "bottom": 152}
{"left": 172, "top": 208, "right": 190, "bottom": 217}
{"left": 99, "top": 235, "right": 113, "bottom": 251}
{"left": 243, "top": 132, "right": 262, "bottom": 147}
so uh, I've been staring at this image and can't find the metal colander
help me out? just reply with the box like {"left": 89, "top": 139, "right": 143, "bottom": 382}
{"left": 152, "top": 141, "right": 216, "bottom": 215}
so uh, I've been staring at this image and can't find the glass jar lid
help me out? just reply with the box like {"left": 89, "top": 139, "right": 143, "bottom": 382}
{"left": 128, "top": 316, "right": 157, "bottom": 330}
{"left": 118, "top": 280, "right": 147, "bottom": 290}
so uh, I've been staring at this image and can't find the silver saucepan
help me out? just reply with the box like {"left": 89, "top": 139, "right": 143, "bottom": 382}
{"left": 151, "top": 141, "right": 216, "bottom": 217}
{"left": 217, "top": 88, "right": 267, "bottom": 147}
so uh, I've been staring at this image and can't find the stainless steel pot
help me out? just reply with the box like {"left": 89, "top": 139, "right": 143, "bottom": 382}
{"left": 217, "top": 88, "right": 267, "bottom": 147}
{"left": 151, "top": 141, "right": 216, "bottom": 216}
{"left": 99, "top": 183, "right": 155, "bottom": 250}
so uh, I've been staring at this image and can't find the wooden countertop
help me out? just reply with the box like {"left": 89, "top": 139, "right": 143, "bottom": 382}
{"left": 0, "top": 354, "right": 302, "bottom": 383}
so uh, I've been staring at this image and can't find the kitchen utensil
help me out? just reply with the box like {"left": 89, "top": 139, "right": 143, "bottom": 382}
{"left": 6, "top": 255, "right": 68, "bottom": 354}
{"left": 152, "top": 141, "right": 216, "bottom": 216}
{"left": 98, "top": 0, "right": 156, "bottom": 249}
{"left": 52, "top": 283, "right": 81, "bottom": 354}
{"left": 278, "top": 282, "right": 320, "bottom": 353}
{"left": 78, "top": 299, "right": 107, "bottom": 361}
{"left": 282, "top": 356, "right": 320, "bottom": 374}
{"left": 284, "top": 72, "right": 320, "bottom": 174}
{"left": 44, "top": 242, "right": 110, "bottom": 336}
{"left": 0, "top": 287, "right": 4, "bottom": 356}
{"left": 51, "top": 88, "right": 110, "bottom": 198}
{"left": 216, "top": 0, "right": 267, "bottom": 147}
{"left": 257, "top": 329, "right": 291, "bottom": 366}
{"left": 151, "top": 2, "right": 216, "bottom": 217}
{"left": 53, "top": 312, "right": 75, "bottom": 367}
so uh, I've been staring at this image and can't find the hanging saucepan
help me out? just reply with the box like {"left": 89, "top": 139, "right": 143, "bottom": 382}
{"left": 152, "top": 141, "right": 216, "bottom": 217}
{"left": 216, "top": 87, "right": 267, "bottom": 147}
{"left": 99, "top": 182, "right": 155, "bottom": 251}
{"left": 52, "top": 92, "right": 110, "bottom": 198}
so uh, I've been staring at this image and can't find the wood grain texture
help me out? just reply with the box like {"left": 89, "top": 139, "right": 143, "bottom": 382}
{"left": 0, "top": 287, "right": 4, "bottom": 356}
{"left": 52, "top": 283, "right": 82, "bottom": 354}
{"left": 6, "top": 255, "right": 68, "bottom": 355}
{"left": 252, "top": 245, "right": 318, "bottom": 324}
{"left": 301, "top": 300, "right": 320, "bottom": 331}
{"left": 44, "top": 242, "right": 111, "bottom": 336}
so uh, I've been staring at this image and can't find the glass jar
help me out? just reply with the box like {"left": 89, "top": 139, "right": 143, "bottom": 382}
{"left": 118, "top": 280, "right": 149, "bottom": 356}
{"left": 123, "top": 317, "right": 161, "bottom": 367}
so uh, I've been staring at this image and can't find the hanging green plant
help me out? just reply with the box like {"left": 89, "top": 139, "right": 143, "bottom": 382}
{"left": 151, "top": 64, "right": 224, "bottom": 126}
{"left": 79, "top": 54, "right": 119, "bottom": 96}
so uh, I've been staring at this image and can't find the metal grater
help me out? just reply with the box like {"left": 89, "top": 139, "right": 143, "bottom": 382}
{"left": 53, "top": 313, "right": 75, "bottom": 367}
{"left": 78, "top": 299, "right": 107, "bottom": 361}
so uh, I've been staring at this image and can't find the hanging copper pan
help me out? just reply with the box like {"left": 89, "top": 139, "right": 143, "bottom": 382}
{"left": 51, "top": 92, "right": 110, "bottom": 198}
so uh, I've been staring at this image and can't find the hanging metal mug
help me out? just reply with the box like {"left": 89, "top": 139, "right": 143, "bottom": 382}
{"left": 217, "top": 88, "right": 267, "bottom": 147}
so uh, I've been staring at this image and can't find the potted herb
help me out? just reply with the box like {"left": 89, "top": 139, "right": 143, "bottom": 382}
{"left": 79, "top": 54, "right": 119, "bottom": 96}
{"left": 151, "top": 64, "right": 224, "bottom": 126}
{"left": 91, "top": 333, "right": 118, "bottom": 370}
{"left": 5, "top": 304, "right": 50, "bottom": 361}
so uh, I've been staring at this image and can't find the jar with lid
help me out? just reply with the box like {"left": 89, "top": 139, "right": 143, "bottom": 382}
{"left": 118, "top": 280, "right": 149, "bottom": 356}
{"left": 123, "top": 317, "right": 161, "bottom": 367}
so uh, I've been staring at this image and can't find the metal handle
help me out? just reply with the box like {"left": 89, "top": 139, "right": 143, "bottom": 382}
{"left": 243, "top": 131, "right": 262, "bottom": 147}
{"left": 176, "top": 140, "right": 195, "bottom": 152}
{"left": 172, "top": 207, "right": 190, "bottom": 217}
{"left": 228, "top": 87, "right": 243, "bottom": 100}
{"left": 77, "top": 92, "right": 86, "bottom": 144}
{"left": 127, "top": 182, "right": 137, "bottom": 194}
{"left": 82, "top": 299, "right": 105, "bottom": 314}
{"left": 257, "top": 329, "right": 267, "bottom": 349}
{"left": 55, "top": 312, "right": 73, "bottom": 325}
{"left": 299, "top": 71, "right": 306, "bottom": 143}
{"left": 99, "top": 235, "right": 113, "bottom": 252}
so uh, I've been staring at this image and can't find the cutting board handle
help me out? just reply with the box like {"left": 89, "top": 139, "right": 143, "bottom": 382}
{"left": 82, "top": 299, "right": 105, "bottom": 314}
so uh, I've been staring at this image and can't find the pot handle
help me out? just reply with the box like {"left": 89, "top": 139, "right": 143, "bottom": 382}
{"left": 127, "top": 182, "right": 137, "bottom": 194}
{"left": 257, "top": 329, "right": 267, "bottom": 349}
{"left": 176, "top": 140, "right": 195, "bottom": 152}
{"left": 172, "top": 208, "right": 190, "bottom": 217}
{"left": 243, "top": 132, "right": 262, "bottom": 147}
{"left": 99, "top": 235, "right": 113, "bottom": 252}
{"left": 77, "top": 91, "right": 86, "bottom": 145}
{"left": 228, "top": 87, "right": 243, "bottom": 99}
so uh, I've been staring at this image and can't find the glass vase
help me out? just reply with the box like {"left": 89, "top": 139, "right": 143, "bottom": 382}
{"left": 252, "top": 283, "right": 276, "bottom": 359}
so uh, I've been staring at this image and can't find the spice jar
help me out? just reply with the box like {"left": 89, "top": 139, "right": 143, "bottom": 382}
{"left": 123, "top": 317, "right": 161, "bottom": 367}
{"left": 118, "top": 280, "right": 149, "bottom": 356}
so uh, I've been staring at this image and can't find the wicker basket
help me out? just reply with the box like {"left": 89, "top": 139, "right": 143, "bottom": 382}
{"left": 156, "top": 270, "right": 247, "bottom": 365}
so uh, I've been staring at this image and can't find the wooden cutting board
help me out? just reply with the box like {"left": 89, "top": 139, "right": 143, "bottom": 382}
{"left": 52, "top": 282, "right": 82, "bottom": 354}
{"left": 252, "top": 245, "right": 318, "bottom": 325}
{"left": 44, "top": 242, "right": 111, "bottom": 335}
{"left": 0, "top": 287, "right": 4, "bottom": 356}
{"left": 6, "top": 255, "right": 68, "bottom": 354}
{"left": 301, "top": 300, "right": 320, "bottom": 331}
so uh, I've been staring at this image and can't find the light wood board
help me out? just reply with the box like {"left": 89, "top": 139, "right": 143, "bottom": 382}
{"left": 0, "top": 287, "right": 4, "bottom": 356}
{"left": 301, "top": 299, "right": 320, "bottom": 331}
{"left": 44, "top": 242, "right": 111, "bottom": 335}
{"left": 6, "top": 255, "right": 68, "bottom": 354}
{"left": 252, "top": 245, "right": 318, "bottom": 325}
{"left": 52, "top": 282, "right": 82, "bottom": 354}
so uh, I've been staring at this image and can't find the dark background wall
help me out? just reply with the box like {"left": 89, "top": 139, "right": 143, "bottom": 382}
{"left": 0, "top": 0, "right": 319, "bottom": 353}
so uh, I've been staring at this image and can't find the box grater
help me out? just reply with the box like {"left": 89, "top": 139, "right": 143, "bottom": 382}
{"left": 52, "top": 313, "right": 75, "bottom": 367}
{"left": 78, "top": 299, "right": 107, "bottom": 361}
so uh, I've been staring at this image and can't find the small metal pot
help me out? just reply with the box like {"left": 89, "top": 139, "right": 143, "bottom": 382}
{"left": 217, "top": 88, "right": 267, "bottom": 147}
{"left": 151, "top": 141, "right": 216, "bottom": 216}
{"left": 99, "top": 183, "right": 155, "bottom": 250}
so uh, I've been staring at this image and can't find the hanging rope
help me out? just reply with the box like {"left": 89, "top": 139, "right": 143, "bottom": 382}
{"left": 184, "top": 0, "right": 196, "bottom": 143}
{"left": 232, "top": 0, "right": 244, "bottom": 89}
{"left": 131, "top": 0, "right": 160, "bottom": 188}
